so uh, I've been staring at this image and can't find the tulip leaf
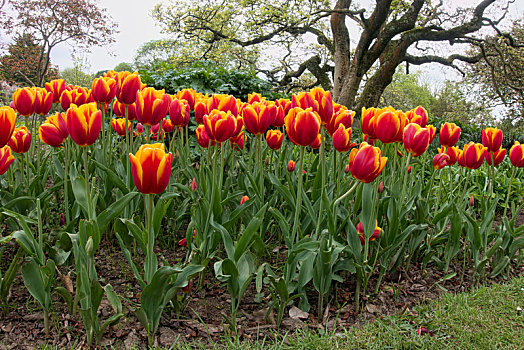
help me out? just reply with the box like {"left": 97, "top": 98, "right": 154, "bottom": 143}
{"left": 92, "top": 160, "right": 129, "bottom": 194}
{"left": 234, "top": 204, "right": 267, "bottom": 261}
{"left": 96, "top": 192, "right": 139, "bottom": 234}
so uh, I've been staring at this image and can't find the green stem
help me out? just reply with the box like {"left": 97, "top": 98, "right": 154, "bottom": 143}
{"left": 291, "top": 147, "right": 306, "bottom": 246}
{"left": 83, "top": 147, "right": 92, "bottom": 220}
{"left": 503, "top": 167, "right": 516, "bottom": 218}
{"left": 460, "top": 170, "right": 472, "bottom": 210}
{"left": 145, "top": 194, "right": 156, "bottom": 284}
{"left": 400, "top": 153, "right": 412, "bottom": 204}
{"left": 64, "top": 142, "right": 70, "bottom": 224}
{"left": 315, "top": 127, "right": 326, "bottom": 236}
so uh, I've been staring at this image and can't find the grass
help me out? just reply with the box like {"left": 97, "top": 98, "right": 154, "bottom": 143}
{"left": 156, "top": 276, "right": 524, "bottom": 349}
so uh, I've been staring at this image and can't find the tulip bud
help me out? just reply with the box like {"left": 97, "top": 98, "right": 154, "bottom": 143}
{"left": 85, "top": 237, "right": 93, "bottom": 256}
{"left": 182, "top": 280, "right": 193, "bottom": 294}
{"left": 191, "top": 178, "right": 197, "bottom": 191}
{"left": 59, "top": 213, "right": 65, "bottom": 226}
{"left": 344, "top": 164, "right": 350, "bottom": 173}
{"left": 378, "top": 181, "right": 384, "bottom": 193}
{"left": 240, "top": 195, "right": 249, "bottom": 205}
{"left": 408, "top": 165, "right": 412, "bottom": 174}
{"left": 287, "top": 160, "right": 296, "bottom": 172}
{"left": 265, "top": 156, "right": 270, "bottom": 166}
{"left": 469, "top": 195, "right": 475, "bottom": 207}
{"left": 416, "top": 326, "right": 433, "bottom": 337}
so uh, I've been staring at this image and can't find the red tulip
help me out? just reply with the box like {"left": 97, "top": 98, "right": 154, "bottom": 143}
{"left": 39, "top": 113, "right": 68, "bottom": 147}
{"left": 240, "top": 195, "right": 249, "bottom": 205}
{"left": 284, "top": 107, "right": 321, "bottom": 147}
{"left": 439, "top": 146, "right": 460, "bottom": 166}
{"left": 485, "top": 148, "right": 506, "bottom": 166}
{"left": 242, "top": 102, "right": 276, "bottom": 135}
{"left": 169, "top": 99, "right": 191, "bottom": 127}
{"left": 266, "top": 130, "right": 284, "bottom": 150}
{"left": 326, "top": 106, "right": 355, "bottom": 136}
{"left": 8, "top": 126, "right": 31, "bottom": 153}
{"left": 356, "top": 221, "right": 381, "bottom": 245}
{"left": 191, "top": 178, "right": 198, "bottom": 191}
{"left": 459, "top": 142, "right": 487, "bottom": 169}
{"left": 66, "top": 103, "right": 102, "bottom": 147}
{"left": 287, "top": 160, "right": 296, "bottom": 172}
{"left": 433, "top": 153, "right": 450, "bottom": 170}
{"left": 482, "top": 127, "right": 503, "bottom": 153}
{"left": 374, "top": 109, "right": 407, "bottom": 144}
{"left": 203, "top": 110, "right": 237, "bottom": 143}
{"left": 309, "top": 87, "right": 333, "bottom": 125}
{"left": 230, "top": 131, "right": 246, "bottom": 151}
{"left": 115, "top": 71, "right": 143, "bottom": 105}
{"left": 406, "top": 106, "right": 428, "bottom": 127}
{"left": 33, "top": 87, "right": 53, "bottom": 115}
{"left": 0, "top": 106, "right": 17, "bottom": 148}
{"left": 275, "top": 98, "right": 291, "bottom": 116}
{"left": 0, "top": 145, "right": 15, "bottom": 175}
{"left": 129, "top": 143, "right": 173, "bottom": 194}
{"left": 45, "top": 79, "right": 66, "bottom": 104}
{"left": 91, "top": 77, "right": 117, "bottom": 104}
{"left": 194, "top": 100, "right": 208, "bottom": 124}
{"left": 113, "top": 100, "right": 137, "bottom": 121}
{"left": 196, "top": 124, "right": 214, "bottom": 148}
{"left": 135, "top": 87, "right": 171, "bottom": 126}
{"left": 162, "top": 118, "right": 175, "bottom": 133}
{"left": 272, "top": 105, "right": 286, "bottom": 127}
{"left": 439, "top": 122, "right": 461, "bottom": 147}
{"left": 60, "top": 87, "right": 90, "bottom": 111}
{"left": 332, "top": 125, "right": 354, "bottom": 153}
{"left": 403, "top": 123, "right": 430, "bottom": 157}
{"left": 176, "top": 88, "right": 196, "bottom": 110}
{"left": 111, "top": 118, "right": 131, "bottom": 137}
{"left": 347, "top": 142, "right": 388, "bottom": 183}
{"left": 12, "top": 87, "right": 35, "bottom": 116}
{"left": 509, "top": 141, "right": 524, "bottom": 167}
{"left": 310, "top": 133, "right": 321, "bottom": 149}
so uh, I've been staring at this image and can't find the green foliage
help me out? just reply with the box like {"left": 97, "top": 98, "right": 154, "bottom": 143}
{"left": 114, "top": 62, "right": 134, "bottom": 72}
{"left": 380, "top": 68, "right": 436, "bottom": 112}
{"left": 139, "top": 61, "right": 286, "bottom": 100}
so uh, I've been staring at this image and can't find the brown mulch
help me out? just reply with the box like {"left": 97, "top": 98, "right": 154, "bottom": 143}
{"left": 0, "top": 211, "right": 523, "bottom": 349}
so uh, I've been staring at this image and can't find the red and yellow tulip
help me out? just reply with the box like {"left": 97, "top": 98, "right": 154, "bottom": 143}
{"left": 8, "top": 126, "right": 31, "bottom": 153}
{"left": 135, "top": 87, "right": 171, "bottom": 126}
{"left": 66, "top": 103, "right": 102, "bottom": 147}
{"left": 0, "top": 145, "right": 15, "bottom": 175}
{"left": 309, "top": 87, "right": 334, "bottom": 125}
{"left": 266, "top": 129, "right": 284, "bottom": 150}
{"left": 242, "top": 102, "right": 276, "bottom": 135}
{"left": 374, "top": 109, "right": 407, "bottom": 144}
{"left": 433, "top": 153, "right": 450, "bottom": 170}
{"left": 111, "top": 118, "right": 131, "bottom": 137}
{"left": 284, "top": 107, "right": 321, "bottom": 147}
{"left": 203, "top": 110, "right": 237, "bottom": 143}
{"left": 0, "top": 106, "right": 16, "bottom": 148}
{"left": 347, "top": 142, "right": 388, "bottom": 183}
{"left": 60, "top": 87, "right": 91, "bottom": 111}
{"left": 33, "top": 88, "right": 53, "bottom": 115}
{"left": 325, "top": 106, "right": 355, "bottom": 136}
{"left": 438, "top": 146, "right": 460, "bottom": 166}
{"left": 356, "top": 221, "right": 382, "bottom": 245}
{"left": 169, "top": 99, "right": 191, "bottom": 127}
{"left": 406, "top": 106, "right": 428, "bottom": 127}
{"left": 129, "top": 143, "right": 173, "bottom": 194}
{"left": 196, "top": 124, "right": 214, "bottom": 148}
{"left": 230, "top": 131, "right": 246, "bottom": 151}
{"left": 39, "top": 113, "right": 69, "bottom": 147}
{"left": 113, "top": 100, "right": 137, "bottom": 121}
{"left": 115, "top": 71, "right": 143, "bottom": 105}
{"left": 459, "top": 142, "right": 487, "bottom": 169}
{"left": 403, "top": 123, "right": 430, "bottom": 157}
{"left": 91, "top": 77, "right": 117, "bottom": 104}
{"left": 45, "top": 79, "right": 66, "bottom": 104}
{"left": 509, "top": 141, "right": 524, "bottom": 167}
{"left": 287, "top": 160, "right": 296, "bottom": 172}
{"left": 482, "top": 127, "right": 503, "bottom": 153}
{"left": 332, "top": 125, "right": 354, "bottom": 153}
{"left": 439, "top": 122, "right": 461, "bottom": 147}
{"left": 485, "top": 148, "right": 506, "bottom": 166}
{"left": 176, "top": 88, "right": 197, "bottom": 110}
{"left": 12, "top": 87, "right": 35, "bottom": 116}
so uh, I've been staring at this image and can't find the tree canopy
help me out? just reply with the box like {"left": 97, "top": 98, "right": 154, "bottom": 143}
{"left": 153, "top": 0, "right": 519, "bottom": 110}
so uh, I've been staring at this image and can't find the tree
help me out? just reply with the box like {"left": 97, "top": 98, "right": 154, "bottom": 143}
{"left": 380, "top": 67, "right": 436, "bottom": 112}
{"left": 0, "top": 0, "right": 117, "bottom": 86}
{"left": 0, "top": 33, "right": 59, "bottom": 86}
{"left": 153, "top": 0, "right": 516, "bottom": 110}
{"left": 60, "top": 55, "right": 93, "bottom": 87}
{"left": 114, "top": 62, "right": 134, "bottom": 72}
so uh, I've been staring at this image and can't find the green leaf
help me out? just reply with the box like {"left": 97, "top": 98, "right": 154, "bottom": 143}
{"left": 22, "top": 259, "right": 51, "bottom": 310}
{"left": 96, "top": 192, "right": 139, "bottom": 234}
{"left": 234, "top": 204, "right": 267, "bottom": 261}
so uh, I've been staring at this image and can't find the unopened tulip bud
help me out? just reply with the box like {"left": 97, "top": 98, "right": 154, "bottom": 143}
{"left": 85, "top": 237, "right": 93, "bottom": 256}
{"left": 469, "top": 195, "right": 475, "bottom": 207}
{"left": 60, "top": 213, "right": 65, "bottom": 226}
{"left": 344, "top": 164, "right": 350, "bottom": 173}
{"left": 265, "top": 156, "right": 270, "bottom": 166}
{"left": 408, "top": 166, "right": 412, "bottom": 174}
{"left": 287, "top": 160, "right": 296, "bottom": 172}
{"left": 378, "top": 181, "right": 384, "bottom": 193}
{"left": 191, "top": 178, "right": 197, "bottom": 191}
{"left": 240, "top": 195, "right": 249, "bottom": 205}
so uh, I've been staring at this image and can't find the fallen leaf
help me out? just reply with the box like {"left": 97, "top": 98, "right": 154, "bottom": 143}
{"left": 365, "top": 303, "right": 380, "bottom": 314}
{"left": 289, "top": 306, "right": 309, "bottom": 320}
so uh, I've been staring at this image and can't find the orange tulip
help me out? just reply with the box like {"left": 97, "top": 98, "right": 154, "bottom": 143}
{"left": 115, "top": 71, "right": 143, "bottom": 105}
{"left": 176, "top": 88, "right": 197, "bottom": 110}
{"left": 248, "top": 93, "right": 264, "bottom": 104}
{"left": 60, "top": 87, "right": 91, "bottom": 111}
{"left": 91, "top": 77, "right": 117, "bottom": 104}
{"left": 169, "top": 99, "right": 191, "bottom": 127}
{"left": 356, "top": 221, "right": 381, "bottom": 245}
{"left": 284, "top": 107, "right": 321, "bottom": 147}
{"left": 433, "top": 153, "right": 450, "bottom": 170}
{"left": 326, "top": 107, "right": 355, "bottom": 136}
{"left": 66, "top": 103, "right": 102, "bottom": 147}
{"left": 129, "top": 143, "right": 173, "bottom": 194}
{"left": 374, "top": 109, "right": 407, "bottom": 144}
{"left": 33, "top": 87, "right": 53, "bottom": 115}
{"left": 439, "top": 122, "right": 461, "bottom": 147}
{"left": 309, "top": 87, "right": 333, "bottom": 125}
{"left": 8, "top": 126, "right": 31, "bottom": 153}
{"left": 0, "top": 106, "right": 16, "bottom": 148}
{"left": 287, "top": 160, "right": 296, "bottom": 172}
{"left": 111, "top": 118, "right": 131, "bottom": 137}
{"left": 405, "top": 106, "right": 428, "bottom": 127}
{"left": 482, "top": 127, "right": 503, "bottom": 153}
{"left": 266, "top": 129, "right": 283, "bottom": 150}
{"left": 332, "top": 125, "right": 354, "bottom": 153}
{"left": 459, "top": 142, "right": 487, "bottom": 169}
{"left": 242, "top": 102, "right": 276, "bottom": 135}
{"left": 196, "top": 124, "right": 214, "bottom": 148}
{"left": 240, "top": 195, "right": 249, "bottom": 205}
{"left": 203, "top": 110, "right": 237, "bottom": 143}
{"left": 45, "top": 79, "right": 66, "bottom": 103}
{"left": 272, "top": 105, "right": 286, "bottom": 127}
{"left": 509, "top": 141, "right": 524, "bottom": 167}
{"left": 135, "top": 87, "right": 171, "bottom": 126}
{"left": 485, "top": 148, "right": 506, "bottom": 166}
{"left": 39, "top": 112, "right": 69, "bottom": 147}
{"left": 347, "top": 142, "right": 388, "bottom": 183}
{"left": 12, "top": 87, "right": 35, "bottom": 116}
{"left": 113, "top": 100, "right": 137, "bottom": 121}
{"left": 403, "top": 123, "right": 430, "bottom": 157}
{"left": 0, "top": 145, "right": 15, "bottom": 175}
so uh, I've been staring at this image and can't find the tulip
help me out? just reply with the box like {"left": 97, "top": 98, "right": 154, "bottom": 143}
{"left": 403, "top": 123, "right": 430, "bottom": 157}
{"left": 242, "top": 102, "right": 276, "bottom": 135}
{"left": 427, "top": 125, "right": 437, "bottom": 144}
{"left": 439, "top": 122, "right": 461, "bottom": 147}
{"left": 8, "top": 126, "right": 31, "bottom": 153}
{"left": 12, "top": 87, "right": 35, "bottom": 116}
{"left": 275, "top": 98, "right": 291, "bottom": 116}
{"left": 363, "top": 134, "right": 377, "bottom": 146}
{"left": 191, "top": 178, "right": 198, "bottom": 191}
{"left": 196, "top": 125, "right": 214, "bottom": 148}
{"left": 103, "top": 70, "right": 118, "bottom": 79}
{"left": 469, "top": 195, "right": 475, "bottom": 207}
{"left": 509, "top": 141, "right": 524, "bottom": 167}
{"left": 230, "top": 131, "right": 246, "bottom": 151}
{"left": 194, "top": 100, "right": 208, "bottom": 124}
{"left": 356, "top": 221, "right": 381, "bottom": 245}
{"left": 248, "top": 93, "right": 264, "bottom": 104}
{"left": 485, "top": 148, "right": 506, "bottom": 166}
{"left": 433, "top": 153, "right": 450, "bottom": 170}
{"left": 176, "top": 89, "right": 196, "bottom": 110}
{"left": 136, "top": 123, "right": 144, "bottom": 135}
{"left": 0, "top": 106, "right": 17, "bottom": 148}
{"left": 33, "top": 88, "right": 53, "bottom": 115}
{"left": 129, "top": 143, "right": 173, "bottom": 194}
{"left": 45, "top": 79, "right": 66, "bottom": 104}
{"left": 0, "top": 145, "right": 15, "bottom": 175}
{"left": 272, "top": 105, "right": 286, "bottom": 128}
{"left": 482, "top": 127, "right": 503, "bottom": 153}
{"left": 326, "top": 107, "right": 355, "bottom": 136}
{"left": 66, "top": 103, "right": 102, "bottom": 147}
{"left": 216, "top": 95, "right": 239, "bottom": 116}
{"left": 347, "top": 142, "right": 388, "bottom": 183}
{"left": 111, "top": 118, "right": 131, "bottom": 137}
{"left": 407, "top": 165, "right": 412, "bottom": 174}
{"left": 459, "top": 142, "right": 487, "bottom": 169}
{"left": 135, "top": 87, "right": 171, "bottom": 126}
{"left": 361, "top": 107, "right": 394, "bottom": 139}
{"left": 266, "top": 130, "right": 284, "bottom": 150}
{"left": 91, "top": 77, "right": 117, "bottom": 104}
{"left": 287, "top": 160, "right": 296, "bottom": 172}
{"left": 162, "top": 118, "right": 175, "bottom": 133}
{"left": 232, "top": 115, "right": 244, "bottom": 137}
{"left": 291, "top": 92, "right": 318, "bottom": 111}
{"left": 332, "top": 125, "right": 354, "bottom": 153}
{"left": 439, "top": 146, "right": 460, "bottom": 166}
{"left": 374, "top": 109, "right": 407, "bottom": 144}
{"left": 115, "top": 71, "right": 143, "bottom": 105}
{"left": 169, "top": 99, "right": 191, "bottom": 127}
{"left": 344, "top": 164, "right": 350, "bottom": 173}
{"left": 309, "top": 133, "right": 321, "bottom": 149}
{"left": 39, "top": 113, "right": 69, "bottom": 147}
{"left": 405, "top": 106, "right": 428, "bottom": 127}
{"left": 309, "top": 87, "right": 333, "bottom": 124}
{"left": 284, "top": 107, "right": 321, "bottom": 147}
{"left": 378, "top": 181, "right": 384, "bottom": 193}
{"left": 203, "top": 110, "right": 237, "bottom": 143}
{"left": 60, "top": 87, "right": 90, "bottom": 111}
{"left": 113, "top": 100, "right": 137, "bottom": 121}
{"left": 240, "top": 195, "right": 249, "bottom": 205}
